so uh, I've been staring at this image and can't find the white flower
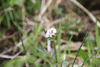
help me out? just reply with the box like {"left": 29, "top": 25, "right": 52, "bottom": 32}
{"left": 45, "top": 28, "right": 57, "bottom": 38}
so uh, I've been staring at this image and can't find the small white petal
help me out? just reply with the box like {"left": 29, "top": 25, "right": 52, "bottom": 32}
{"left": 45, "top": 28, "right": 57, "bottom": 38}
{"left": 45, "top": 32, "right": 49, "bottom": 38}
{"left": 49, "top": 34, "right": 52, "bottom": 37}
{"left": 50, "top": 28, "right": 57, "bottom": 33}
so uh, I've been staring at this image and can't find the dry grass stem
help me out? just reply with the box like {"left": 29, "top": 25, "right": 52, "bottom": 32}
{"left": 41, "top": 0, "right": 46, "bottom": 11}
{"left": 55, "top": 0, "right": 62, "bottom": 8}
{"left": 47, "top": 16, "right": 68, "bottom": 29}
{"left": 38, "top": 0, "right": 53, "bottom": 21}
{"left": 26, "top": 18, "right": 37, "bottom": 26}
{"left": 0, "top": 54, "right": 21, "bottom": 59}
{"left": 22, "top": 0, "right": 26, "bottom": 31}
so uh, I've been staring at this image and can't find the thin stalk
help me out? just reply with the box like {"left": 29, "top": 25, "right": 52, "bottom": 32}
{"left": 17, "top": 23, "right": 26, "bottom": 55}
{"left": 61, "top": 60, "right": 64, "bottom": 67}
{"left": 53, "top": 37, "right": 58, "bottom": 67}
{"left": 87, "top": 42, "right": 91, "bottom": 66}
{"left": 12, "top": 8, "right": 26, "bottom": 55}
{"left": 68, "top": 34, "right": 73, "bottom": 54}
{"left": 91, "top": 42, "right": 97, "bottom": 67}
{"left": 57, "top": 23, "right": 61, "bottom": 53}
{"left": 71, "top": 28, "right": 90, "bottom": 67}
{"left": 95, "top": 20, "right": 100, "bottom": 57}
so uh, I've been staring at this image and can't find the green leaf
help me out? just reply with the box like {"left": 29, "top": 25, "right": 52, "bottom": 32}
{"left": 34, "top": 15, "right": 38, "bottom": 22}
{"left": 56, "top": 8, "right": 63, "bottom": 15}
{"left": 95, "top": 20, "right": 99, "bottom": 46}
{"left": 34, "top": 0, "right": 41, "bottom": 9}
{"left": 9, "top": 11, "right": 13, "bottom": 20}
{"left": 14, "top": 0, "right": 23, "bottom": 7}
{"left": 26, "top": 0, "right": 41, "bottom": 14}
{"left": 53, "top": 61, "right": 69, "bottom": 67}
{"left": 79, "top": 49, "right": 90, "bottom": 64}
{"left": 95, "top": 20, "right": 100, "bottom": 57}
{"left": 3, "top": 55, "right": 36, "bottom": 67}
{"left": 57, "top": 22, "right": 62, "bottom": 53}
{"left": 42, "top": 42, "right": 47, "bottom": 48}
{"left": 97, "top": 58, "right": 100, "bottom": 66}
{"left": 0, "top": 16, "right": 3, "bottom": 24}
{"left": 32, "top": 25, "right": 42, "bottom": 41}
{"left": 5, "top": 12, "right": 10, "bottom": 28}
{"left": 62, "top": 61, "right": 69, "bottom": 67}
{"left": 53, "top": 63, "right": 61, "bottom": 67}
{"left": 38, "top": 48, "right": 50, "bottom": 56}
{"left": 13, "top": 21, "right": 25, "bottom": 34}
{"left": 9, "top": 0, "right": 23, "bottom": 7}
{"left": 50, "top": 49, "right": 54, "bottom": 57}
{"left": 9, "top": 0, "right": 15, "bottom": 6}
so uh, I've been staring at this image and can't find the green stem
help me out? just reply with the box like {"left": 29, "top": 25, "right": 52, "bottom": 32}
{"left": 71, "top": 28, "right": 90, "bottom": 67}
{"left": 53, "top": 37, "right": 58, "bottom": 67}
{"left": 17, "top": 23, "right": 26, "bottom": 55}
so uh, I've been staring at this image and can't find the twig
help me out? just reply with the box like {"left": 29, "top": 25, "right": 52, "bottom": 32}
{"left": 41, "top": 0, "right": 46, "bottom": 11}
{"left": 0, "top": 51, "right": 22, "bottom": 59}
{"left": 70, "top": 0, "right": 100, "bottom": 28}
{"left": 0, "top": 32, "right": 18, "bottom": 41}
{"left": 0, "top": 55, "right": 16, "bottom": 59}
{"left": 26, "top": 18, "right": 37, "bottom": 26}
{"left": 58, "top": 44, "right": 97, "bottom": 51}
{"left": 55, "top": 0, "right": 62, "bottom": 8}
{"left": 36, "top": 58, "right": 42, "bottom": 63}
{"left": 12, "top": 51, "right": 22, "bottom": 59}
{"left": 26, "top": 63, "right": 29, "bottom": 67}
{"left": 1, "top": 47, "right": 13, "bottom": 54}
{"left": 38, "top": 0, "right": 53, "bottom": 21}
{"left": 47, "top": 16, "right": 68, "bottom": 29}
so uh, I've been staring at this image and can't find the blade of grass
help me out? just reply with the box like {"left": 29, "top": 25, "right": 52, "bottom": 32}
{"left": 87, "top": 42, "right": 92, "bottom": 66}
{"left": 12, "top": 10, "right": 25, "bottom": 34}
{"left": 91, "top": 40, "right": 97, "bottom": 67}
{"left": 33, "top": 25, "right": 42, "bottom": 49}
{"left": 25, "top": 26, "right": 52, "bottom": 67}
{"left": 9, "top": 10, "right": 13, "bottom": 20}
{"left": 13, "top": 21, "right": 25, "bottom": 34}
{"left": 68, "top": 33, "right": 73, "bottom": 54}
{"left": 81, "top": 46, "right": 100, "bottom": 67}
{"left": 33, "top": 25, "right": 42, "bottom": 41}
{"left": 27, "top": 43, "right": 52, "bottom": 67}
{"left": 53, "top": 37, "right": 58, "bottom": 67}
{"left": 71, "top": 28, "right": 91, "bottom": 67}
{"left": 17, "top": 22, "right": 26, "bottom": 55}
{"left": 79, "top": 49, "right": 90, "bottom": 64}
{"left": 5, "top": 12, "right": 10, "bottom": 28}
{"left": 57, "top": 22, "right": 62, "bottom": 53}
{"left": 61, "top": 30, "right": 74, "bottom": 59}
{"left": 95, "top": 20, "right": 100, "bottom": 57}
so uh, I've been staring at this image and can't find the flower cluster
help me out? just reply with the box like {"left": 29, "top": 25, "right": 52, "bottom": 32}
{"left": 45, "top": 28, "right": 57, "bottom": 38}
